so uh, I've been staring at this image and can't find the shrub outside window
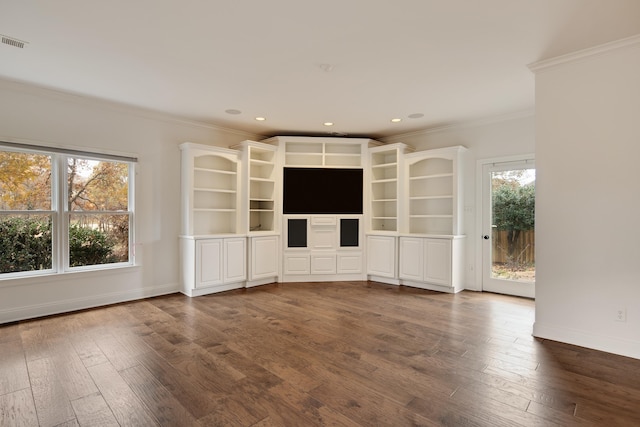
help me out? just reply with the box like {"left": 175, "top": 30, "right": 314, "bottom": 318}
{"left": 0, "top": 144, "right": 134, "bottom": 277}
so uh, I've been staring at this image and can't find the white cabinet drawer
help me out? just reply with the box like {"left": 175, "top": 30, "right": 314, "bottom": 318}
{"left": 311, "top": 216, "right": 337, "bottom": 226}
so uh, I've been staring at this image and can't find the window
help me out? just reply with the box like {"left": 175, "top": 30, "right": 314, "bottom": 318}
{"left": 0, "top": 143, "right": 135, "bottom": 277}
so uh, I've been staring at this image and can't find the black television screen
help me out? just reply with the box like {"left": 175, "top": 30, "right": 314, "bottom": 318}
{"left": 283, "top": 168, "right": 363, "bottom": 214}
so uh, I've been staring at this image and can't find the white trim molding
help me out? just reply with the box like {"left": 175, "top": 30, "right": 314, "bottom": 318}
{"left": 0, "top": 282, "right": 179, "bottom": 324}
{"left": 533, "top": 321, "right": 640, "bottom": 360}
{"left": 528, "top": 34, "right": 640, "bottom": 74}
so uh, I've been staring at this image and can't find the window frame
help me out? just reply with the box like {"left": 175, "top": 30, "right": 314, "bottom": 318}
{"left": 0, "top": 142, "right": 136, "bottom": 279}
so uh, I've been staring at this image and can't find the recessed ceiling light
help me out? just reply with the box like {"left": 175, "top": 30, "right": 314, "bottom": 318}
{"left": 323, "top": 122, "right": 334, "bottom": 126}
{"left": 391, "top": 118, "right": 402, "bottom": 123}
{"left": 318, "top": 63, "right": 334, "bottom": 72}
{"left": 225, "top": 109, "right": 242, "bottom": 115}
{"left": 255, "top": 117, "right": 266, "bottom": 121}
{"left": 408, "top": 113, "right": 424, "bottom": 119}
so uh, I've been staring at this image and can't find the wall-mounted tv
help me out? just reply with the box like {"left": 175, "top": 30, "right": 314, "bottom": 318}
{"left": 283, "top": 167, "right": 363, "bottom": 214}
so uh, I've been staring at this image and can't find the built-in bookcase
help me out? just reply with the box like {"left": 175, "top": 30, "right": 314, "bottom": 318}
{"left": 233, "top": 140, "right": 278, "bottom": 234}
{"left": 405, "top": 146, "right": 466, "bottom": 236}
{"left": 180, "top": 143, "right": 239, "bottom": 235}
{"left": 369, "top": 143, "right": 412, "bottom": 232}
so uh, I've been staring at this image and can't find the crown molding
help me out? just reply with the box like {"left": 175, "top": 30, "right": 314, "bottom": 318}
{"left": 0, "top": 77, "right": 264, "bottom": 140}
{"left": 528, "top": 33, "right": 640, "bottom": 74}
{"left": 381, "top": 108, "right": 534, "bottom": 143}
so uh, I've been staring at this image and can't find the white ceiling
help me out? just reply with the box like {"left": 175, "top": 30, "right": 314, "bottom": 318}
{"left": 1, "top": 1, "right": 639, "bottom": 138}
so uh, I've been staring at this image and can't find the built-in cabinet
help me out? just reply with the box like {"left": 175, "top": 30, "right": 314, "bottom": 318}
{"left": 366, "top": 235, "right": 397, "bottom": 279}
{"left": 248, "top": 235, "right": 279, "bottom": 286}
{"left": 398, "top": 236, "right": 464, "bottom": 291}
{"left": 282, "top": 215, "right": 365, "bottom": 281}
{"left": 180, "top": 236, "right": 246, "bottom": 296}
{"left": 263, "top": 136, "right": 373, "bottom": 283}
{"left": 179, "top": 143, "right": 247, "bottom": 296}
{"left": 179, "top": 138, "right": 468, "bottom": 296}
{"left": 367, "top": 145, "right": 466, "bottom": 293}
{"left": 232, "top": 141, "right": 280, "bottom": 287}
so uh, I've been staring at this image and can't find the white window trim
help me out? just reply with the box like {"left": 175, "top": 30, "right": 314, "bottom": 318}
{"left": 0, "top": 143, "right": 136, "bottom": 278}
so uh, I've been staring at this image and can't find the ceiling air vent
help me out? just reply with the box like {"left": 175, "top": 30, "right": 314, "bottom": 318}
{"left": 1, "top": 35, "right": 27, "bottom": 49}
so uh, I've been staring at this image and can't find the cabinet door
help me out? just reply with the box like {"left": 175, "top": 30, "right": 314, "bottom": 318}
{"left": 399, "top": 237, "right": 424, "bottom": 281}
{"left": 284, "top": 255, "right": 310, "bottom": 275}
{"left": 367, "top": 235, "right": 396, "bottom": 278}
{"left": 337, "top": 253, "right": 362, "bottom": 274}
{"left": 224, "top": 238, "right": 246, "bottom": 283}
{"left": 310, "top": 227, "right": 337, "bottom": 250}
{"left": 424, "top": 238, "right": 451, "bottom": 286}
{"left": 250, "top": 236, "right": 278, "bottom": 280}
{"left": 196, "top": 239, "right": 223, "bottom": 287}
{"left": 311, "top": 254, "right": 337, "bottom": 274}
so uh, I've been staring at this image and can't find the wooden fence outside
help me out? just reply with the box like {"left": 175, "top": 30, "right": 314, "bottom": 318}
{"left": 492, "top": 229, "right": 535, "bottom": 265}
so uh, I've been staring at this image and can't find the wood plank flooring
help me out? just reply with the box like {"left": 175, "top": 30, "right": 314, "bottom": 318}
{"left": 1, "top": 281, "right": 640, "bottom": 426}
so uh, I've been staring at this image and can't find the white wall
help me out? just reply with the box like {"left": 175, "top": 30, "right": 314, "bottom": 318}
{"left": 383, "top": 113, "right": 535, "bottom": 290}
{"left": 532, "top": 37, "right": 640, "bottom": 359}
{"left": 0, "top": 79, "right": 261, "bottom": 323}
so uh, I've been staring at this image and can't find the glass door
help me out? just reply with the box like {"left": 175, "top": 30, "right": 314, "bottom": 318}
{"left": 482, "top": 160, "right": 535, "bottom": 298}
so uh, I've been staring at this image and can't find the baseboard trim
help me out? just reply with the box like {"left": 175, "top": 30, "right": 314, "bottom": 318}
{"left": 533, "top": 321, "right": 640, "bottom": 360}
{"left": 0, "top": 282, "right": 179, "bottom": 324}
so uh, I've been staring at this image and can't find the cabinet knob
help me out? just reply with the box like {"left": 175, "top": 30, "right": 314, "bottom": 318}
{"left": 483, "top": 235, "right": 490, "bottom": 240}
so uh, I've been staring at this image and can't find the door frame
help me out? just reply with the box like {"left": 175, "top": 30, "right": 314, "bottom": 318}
{"left": 475, "top": 154, "right": 535, "bottom": 296}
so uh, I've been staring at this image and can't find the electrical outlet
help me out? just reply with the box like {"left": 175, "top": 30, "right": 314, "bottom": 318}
{"left": 615, "top": 308, "right": 627, "bottom": 322}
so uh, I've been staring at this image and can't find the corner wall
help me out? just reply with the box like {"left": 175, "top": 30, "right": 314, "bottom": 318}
{"left": 0, "top": 79, "right": 261, "bottom": 323}
{"left": 531, "top": 36, "right": 640, "bottom": 359}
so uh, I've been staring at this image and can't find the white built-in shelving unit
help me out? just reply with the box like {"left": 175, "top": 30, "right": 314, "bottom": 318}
{"left": 232, "top": 140, "right": 280, "bottom": 288}
{"left": 233, "top": 140, "right": 278, "bottom": 234}
{"left": 405, "top": 146, "right": 466, "bottom": 236}
{"left": 369, "top": 143, "right": 412, "bottom": 233}
{"left": 179, "top": 143, "right": 246, "bottom": 297}
{"left": 180, "top": 143, "right": 239, "bottom": 236}
{"left": 366, "top": 144, "right": 467, "bottom": 292}
{"left": 178, "top": 138, "right": 469, "bottom": 296}
{"left": 273, "top": 137, "right": 365, "bottom": 167}
{"left": 262, "top": 136, "right": 374, "bottom": 283}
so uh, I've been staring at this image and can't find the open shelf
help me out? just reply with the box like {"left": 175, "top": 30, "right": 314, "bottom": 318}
{"left": 369, "top": 144, "right": 411, "bottom": 233}
{"left": 405, "top": 147, "right": 465, "bottom": 236}
{"left": 285, "top": 140, "right": 363, "bottom": 167}
{"left": 181, "top": 144, "right": 240, "bottom": 236}
{"left": 234, "top": 141, "right": 279, "bottom": 234}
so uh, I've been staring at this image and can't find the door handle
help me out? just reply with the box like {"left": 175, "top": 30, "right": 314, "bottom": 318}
{"left": 483, "top": 235, "right": 490, "bottom": 240}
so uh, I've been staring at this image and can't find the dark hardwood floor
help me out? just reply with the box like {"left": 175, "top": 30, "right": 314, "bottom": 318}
{"left": 1, "top": 281, "right": 640, "bottom": 426}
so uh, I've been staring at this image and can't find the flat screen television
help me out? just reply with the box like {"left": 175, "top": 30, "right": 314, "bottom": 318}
{"left": 283, "top": 167, "right": 363, "bottom": 214}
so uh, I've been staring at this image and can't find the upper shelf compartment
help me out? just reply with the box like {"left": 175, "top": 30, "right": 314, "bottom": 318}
{"left": 280, "top": 138, "right": 367, "bottom": 167}
{"left": 180, "top": 143, "right": 240, "bottom": 236}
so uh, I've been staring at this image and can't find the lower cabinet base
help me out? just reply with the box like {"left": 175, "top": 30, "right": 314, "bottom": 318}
{"left": 280, "top": 273, "right": 366, "bottom": 283}
{"left": 399, "top": 279, "right": 460, "bottom": 294}
{"left": 245, "top": 277, "right": 278, "bottom": 288}
{"left": 182, "top": 278, "right": 278, "bottom": 297}
{"left": 367, "top": 275, "right": 400, "bottom": 286}
{"left": 181, "top": 281, "right": 245, "bottom": 297}
{"left": 367, "top": 276, "right": 461, "bottom": 293}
